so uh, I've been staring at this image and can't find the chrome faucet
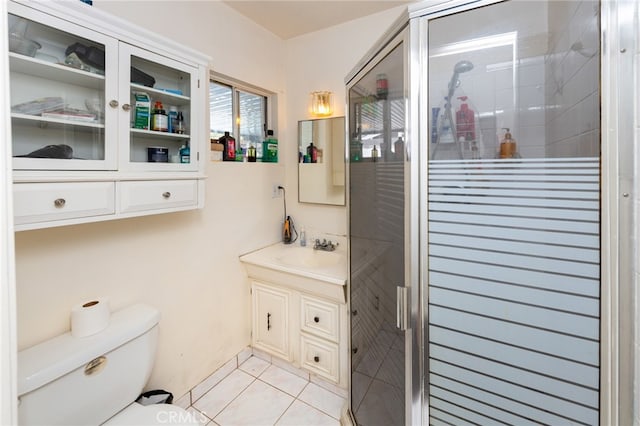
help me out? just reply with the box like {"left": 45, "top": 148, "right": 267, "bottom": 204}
{"left": 313, "top": 238, "right": 337, "bottom": 252}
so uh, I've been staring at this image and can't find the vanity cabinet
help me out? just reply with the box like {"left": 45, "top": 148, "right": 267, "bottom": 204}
{"left": 252, "top": 282, "right": 291, "bottom": 362}
{"left": 250, "top": 280, "right": 348, "bottom": 388}
{"left": 8, "top": 0, "right": 209, "bottom": 231}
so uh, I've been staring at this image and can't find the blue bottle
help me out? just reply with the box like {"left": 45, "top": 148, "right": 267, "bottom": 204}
{"left": 179, "top": 142, "right": 190, "bottom": 163}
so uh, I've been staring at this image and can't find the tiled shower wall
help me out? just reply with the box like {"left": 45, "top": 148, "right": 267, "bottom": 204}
{"left": 545, "top": 0, "right": 600, "bottom": 157}
{"left": 428, "top": 1, "right": 549, "bottom": 160}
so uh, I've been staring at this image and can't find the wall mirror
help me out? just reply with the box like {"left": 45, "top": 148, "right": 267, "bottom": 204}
{"left": 298, "top": 117, "right": 346, "bottom": 206}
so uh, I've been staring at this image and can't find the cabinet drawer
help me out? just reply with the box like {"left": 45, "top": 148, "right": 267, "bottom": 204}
{"left": 301, "top": 295, "right": 339, "bottom": 342}
{"left": 119, "top": 180, "right": 198, "bottom": 214}
{"left": 300, "top": 334, "right": 339, "bottom": 383}
{"left": 14, "top": 182, "right": 115, "bottom": 225}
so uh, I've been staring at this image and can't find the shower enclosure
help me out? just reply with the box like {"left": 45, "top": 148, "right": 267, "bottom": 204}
{"left": 346, "top": 0, "right": 634, "bottom": 424}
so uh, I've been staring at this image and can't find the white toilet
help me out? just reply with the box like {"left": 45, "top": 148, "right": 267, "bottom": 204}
{"left": 17, "top": 303, "right": 199, "bottom": 425}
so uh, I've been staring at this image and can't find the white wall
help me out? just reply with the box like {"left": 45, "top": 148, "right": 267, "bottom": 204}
{"left": 284, "top": 6, "right": 405, "bottom": 240}
{"left": 14, "top": 0, "right": 287, "bottom": 398}
{"left": 13, "top": 0, "right": 404, "bottom": 400}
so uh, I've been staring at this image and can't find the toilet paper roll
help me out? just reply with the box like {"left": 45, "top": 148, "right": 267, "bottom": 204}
{"left": 71, "top": 299, "right": 110, "bottom": 338}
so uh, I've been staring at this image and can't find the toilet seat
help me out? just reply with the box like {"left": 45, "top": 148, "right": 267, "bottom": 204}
{"left": 103, "top": 402, "right": 201, "bottom": 426}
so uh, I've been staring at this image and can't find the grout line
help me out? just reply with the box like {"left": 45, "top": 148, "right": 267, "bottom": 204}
{"left": 297, "top": 398, "right": 343, "bottom": 422}
{"left": 209, "top": 376, "right": 258, "bottom": 423}
{"left": 272, "top": 396, "right": 297, "bottom": 426}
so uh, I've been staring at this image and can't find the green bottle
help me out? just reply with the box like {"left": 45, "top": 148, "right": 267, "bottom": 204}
{"left": 262, "top": 130, "right": 278, "bottom": 163}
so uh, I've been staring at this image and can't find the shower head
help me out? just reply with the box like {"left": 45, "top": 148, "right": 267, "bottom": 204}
{"left": 447, "top": 60, "right": 474, "bottom": 99}
{"left": 454, "top": 60, "right": 474, "bottom": 74}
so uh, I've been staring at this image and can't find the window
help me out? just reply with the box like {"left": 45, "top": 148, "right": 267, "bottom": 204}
{"left": 209, "top": 74, "right": 276, "bottom": 159}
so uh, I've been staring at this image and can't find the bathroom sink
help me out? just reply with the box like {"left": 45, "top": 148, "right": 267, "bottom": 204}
{"left": 274, "top": 248, "right": 342, "bottom": 269}
{"left": 239, "top": 242, "right": 347, "bottom": 302}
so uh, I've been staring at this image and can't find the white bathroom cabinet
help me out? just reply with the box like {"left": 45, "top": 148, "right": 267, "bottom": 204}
{"left": 251, "top": 280, "right": 349, "bottom": 388}
{"left": 252, "top": 282, "right": 291, "bottom": 362}
{"left": 7, "top": 0, "right": 209, "bottom": 231}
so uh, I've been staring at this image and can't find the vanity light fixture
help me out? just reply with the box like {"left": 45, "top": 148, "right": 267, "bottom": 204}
{"left": 310, "top": 91, "right": 333, "bottom": 117}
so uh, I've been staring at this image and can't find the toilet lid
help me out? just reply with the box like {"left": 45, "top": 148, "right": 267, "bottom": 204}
{"left": 103, "top": 403, "right": 201, "bottom": 426}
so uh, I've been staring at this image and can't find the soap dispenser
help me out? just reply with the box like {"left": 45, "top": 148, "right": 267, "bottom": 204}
{"left": 499, "top": 128, "right": 518, "bottom": 159}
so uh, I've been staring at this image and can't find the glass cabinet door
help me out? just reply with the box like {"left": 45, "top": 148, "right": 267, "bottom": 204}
{"left": 118, "top": 43, "right": 198, "bottom": 171}
{"left": 8, "top": 4, "right": 117, "bottom": 171}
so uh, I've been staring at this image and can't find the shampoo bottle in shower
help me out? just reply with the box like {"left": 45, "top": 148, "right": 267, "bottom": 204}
{"left": 499, "top": 128, "right": 518, "bottom": 159}
{"left": 456, "top": 96, "right": 476, "bottom": 141}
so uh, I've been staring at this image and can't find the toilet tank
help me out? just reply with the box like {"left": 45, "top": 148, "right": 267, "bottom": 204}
{"left": 17, "top": 304, "right": 161, "bottom": 426}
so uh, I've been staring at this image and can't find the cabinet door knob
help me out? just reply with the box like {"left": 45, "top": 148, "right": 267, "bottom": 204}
{"left": 313, "top": 356, "right": 320, "bottom": 363}
{"left": 313, "top": 316, "right": 320, "bottom": 323}
{"left": 53, "top": 198, "right": 66, "bottom": 208}
{"left": 121, "top": 103, "right": 131, "bottom": 112}
{"left": 109, "top": 100, "right": 119, "bottom": 108}
{"left": 162, "top": 192, "right": 171, "bottom": 199}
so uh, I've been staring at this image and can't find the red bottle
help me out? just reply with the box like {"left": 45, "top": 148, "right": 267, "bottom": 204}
{"left": 219, "top": 131, "right": 236, "bottom": 161}
{"left": 456, "top": 96, "right": 476, "bottom": 141}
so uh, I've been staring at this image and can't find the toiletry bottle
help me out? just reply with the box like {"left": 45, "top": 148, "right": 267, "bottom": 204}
{"left": 179, "top": 141, "right": 190, "bottom": 163}
{"left": 431, "top": 107, "right": 440, "bottom": 143}
{"left": 456, "top": 96, "right": 476, "bottom": 141}
{"left": 262, "top": 130, "right": 278, "bottom": 163}
{"left": 151, "top": 101, "right": 168, "bottom": 132}
{"left": 372, "top": 145, "right": 379, "bottom": 162}
{"left": 248, "top": 144, "right": 257, "bottom": 162}
{"left": 376, "top": 73, "right": 388, "bottom": 99}
{"left": 350, "top": 134, "right": 362, "bottom": 162}
{"left": 175, "top": 111, "right": 185, "bottom": 134}
{"left": 300, "top": 226, "right": 306, "bottom": 247}
{"left": 307, "top": 142, "right": 318, "bottom": 163}
{"left": 219, "top": 131, "right": 236, "bottom": 161}
{"left": 168, "top": 106, "right": 178, "bottom": 133}
{"left": 499, "top": 128, "right": 518, "bottom": 159}
{"left": 235, "top": 146, "right": 245, "bottom": 162}
{"left": 394, "top": 136, "right": 404, "bottom": 161}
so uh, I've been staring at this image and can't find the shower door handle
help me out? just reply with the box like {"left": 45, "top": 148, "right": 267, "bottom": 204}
{"left": 396, "top": 286, "right": 409, "bottom": 331}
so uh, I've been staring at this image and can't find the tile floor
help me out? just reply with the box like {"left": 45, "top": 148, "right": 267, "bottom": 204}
{"left": 351, "top": 323, "right": 404, "bottom": 426}
{"left": 174, "top": 348, "right": 347, "bottom": 426}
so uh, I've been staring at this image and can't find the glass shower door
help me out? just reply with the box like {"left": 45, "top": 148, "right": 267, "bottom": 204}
{"left": 425, "top": 1, "right": 601, "bottom": 425}
{"left": 348, "top": 39, "right": 406, "bottom": 426}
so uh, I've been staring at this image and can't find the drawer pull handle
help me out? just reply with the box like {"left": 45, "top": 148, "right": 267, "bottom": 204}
{"left": 121, "top": 103, "right": 131, "bottom": 112}
{"left": 313, "top": 356, "right": 320, "bottom": 363}
{"left": 313, "top": 316, "right": 320, "bottom": 323}
{"left": 162, "top": 192, "right": 171, "bottom": 199}
{"left": 54, "top": 198, "right": 66, "bottom": 208}
{"left": 267, "top": 312, "right": 271, "bottom": 331}
{"left": 109, "top": 100, "right": 119, "bottom": 108}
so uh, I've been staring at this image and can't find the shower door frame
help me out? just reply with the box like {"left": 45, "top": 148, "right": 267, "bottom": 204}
{"left": 412, "top": 0, "right": 633, "bottom": 424}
